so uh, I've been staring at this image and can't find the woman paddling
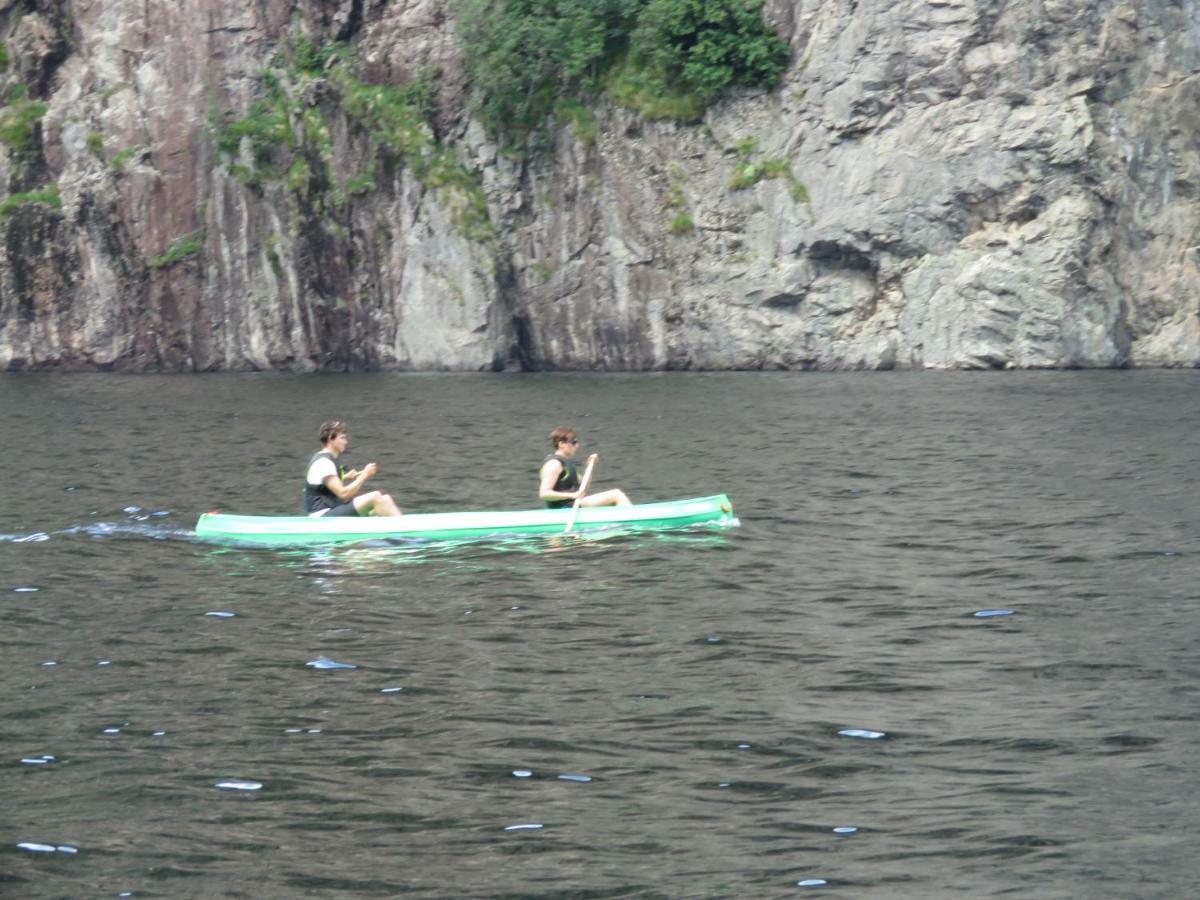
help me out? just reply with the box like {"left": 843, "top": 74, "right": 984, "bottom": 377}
{"left": 304, "top": 421, "right": 402, "bottom": 517}
{"left": 538, "top": 426, "right": 631, "bottom": 509}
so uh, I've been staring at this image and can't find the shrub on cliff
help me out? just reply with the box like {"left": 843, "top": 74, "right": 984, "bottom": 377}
{"left": 457, "top": 0, "right": 788, "bottom": 137}
{"left": 0, "top": 85, "right": 49, "bottom": 155}
{"left": 613, "top": 0, "right": 790, "bottom": 120}
{"left": 0, "top": 183, "right": 60, "bottom": 217}
{"left": 457, "top": 0, "right": 624, "bottom": 136}
{"left": 217, "top": 40, "right": 494, "bottom": 242}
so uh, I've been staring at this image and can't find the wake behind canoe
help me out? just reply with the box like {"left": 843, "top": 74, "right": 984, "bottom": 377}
{"left": 195, "top": 495, "right": 737, "bottom": 546}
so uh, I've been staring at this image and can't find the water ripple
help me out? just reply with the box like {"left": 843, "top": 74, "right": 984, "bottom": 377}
{"left": 3, "top": 371, "right": 1199, "bottom": 897}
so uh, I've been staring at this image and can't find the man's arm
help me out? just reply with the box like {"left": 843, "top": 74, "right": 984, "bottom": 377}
{"left": 324, "top": 463, "right": 376, "bottom": 501}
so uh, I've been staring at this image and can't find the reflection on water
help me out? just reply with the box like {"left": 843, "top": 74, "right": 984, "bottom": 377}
{"left": 2, "top": 371, "right": 1200, "bottom": 898}
{"left": 195, "top": 522, "right": 739, "bottom": 580}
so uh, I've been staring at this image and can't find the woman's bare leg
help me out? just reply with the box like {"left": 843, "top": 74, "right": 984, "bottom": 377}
{"left": 579, "top": 489, "right": 631, "bottom": 508}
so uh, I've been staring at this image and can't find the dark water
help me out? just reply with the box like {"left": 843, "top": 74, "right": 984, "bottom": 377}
{"left": 2, "top": 372, "right": 1198, "bottom": 898}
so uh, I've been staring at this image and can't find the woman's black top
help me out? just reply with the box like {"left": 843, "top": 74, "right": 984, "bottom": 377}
{"left": 542, "top": 453, "right": 579, "bottom": 509}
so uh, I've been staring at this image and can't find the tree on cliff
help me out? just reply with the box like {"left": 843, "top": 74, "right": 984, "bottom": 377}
{"left": 457, "top": 0, "right": 789, "bottom": 137}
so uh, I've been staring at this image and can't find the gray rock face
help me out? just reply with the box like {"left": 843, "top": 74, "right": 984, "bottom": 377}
{"left": 1, "top": 0, "right": 1197, "bottom": 370}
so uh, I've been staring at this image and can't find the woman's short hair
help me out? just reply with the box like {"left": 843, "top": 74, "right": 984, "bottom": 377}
{"left": 319, "top": 421, "right": 347, "bottom": 444}
{"left": 549, "top": 426, "right": 576, "bottom": 448}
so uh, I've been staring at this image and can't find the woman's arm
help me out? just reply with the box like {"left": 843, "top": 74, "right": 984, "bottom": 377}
{"left": 539, "top": 459, "right": 576, "bottom": 502}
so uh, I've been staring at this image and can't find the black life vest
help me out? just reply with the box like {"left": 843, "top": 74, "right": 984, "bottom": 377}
{"left": 542, "top": 453, "right": 579, "bottom": 509}
{"left": 303, "top": 450, "right": 345, "bottom": 514}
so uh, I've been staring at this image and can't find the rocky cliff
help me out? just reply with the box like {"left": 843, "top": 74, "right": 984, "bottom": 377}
{"left": 1, "top": 0, "right": 1197, "bottom": 371}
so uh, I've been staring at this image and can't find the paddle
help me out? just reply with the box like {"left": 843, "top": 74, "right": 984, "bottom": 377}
{"left": 563, "top": 455, "right": 597, "bottom": 534}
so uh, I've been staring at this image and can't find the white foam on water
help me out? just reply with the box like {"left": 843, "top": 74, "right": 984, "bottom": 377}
{"left": 17, "top": 842, "right": 57, "bottom": 853}
{"left": 380, "top": 687, "right": 402, "bottom": 693}
{"left": 215, "top": 781, "right": 262, "bottom": 791}
{"left": 285, "top": 728, "right": 303, "bottom": 733}
{"left": 307, "top": 729, "right": 321, "bottom": 734}
{"left": 558, "top": 774, "right": 592, "bottom": 782}
{"left": 833, "top": 826, "right": 857, "bottom": 834}
{"left": 838, "top": 729, "right": 885, "bottom": 739}
{"left": 512, "top": 770, "right": 532, "bottom": 777}
{"left": 306, "top": 657, "right": 357, "bottom": 670}
{"left": 152, "top": 732, "right": 165, "bottom": 737}
{"left": 974, "top": 609, "right": 1014, "bottom": 618}
{"left": 798, "top": 878, "right": 827, "bottom": 887}
{"left": 13, "top": 586, "right": 38, "bottom": 592}
{"left": 56, "top": 845, "right": 78, "bottom": 854}
{"left": 206, "top": 611, "right": 236, "bottom": 618}
{"left": 737, "top": 743, "right": 752, "bottom": 749}
{"left": 21, "top": 758, "right": 49, "bottom": 765}
{"left": 504, "top": 823, "right": 543, "bottom": 831}
{"left": 103, "top": 728, "right": 121, "bottom": 734}
{"left": 41, "top": 661, "right": 57, "bottom": 667}
{"left": 98, "top": 660, "right": 112, "bottom": 666}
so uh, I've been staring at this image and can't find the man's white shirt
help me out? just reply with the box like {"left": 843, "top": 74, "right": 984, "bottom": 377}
{"left": 307, "top": 456, "right": 337, "bottom": 486}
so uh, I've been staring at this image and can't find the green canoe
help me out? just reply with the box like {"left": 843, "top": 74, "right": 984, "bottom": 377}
{"left": 194, "top": 495, "right": 737, "bottom": 546}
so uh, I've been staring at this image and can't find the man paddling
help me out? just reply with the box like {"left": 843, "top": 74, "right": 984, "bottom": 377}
{"left": 304, "top": 421, "right": 402, "bottom": 517}
{"left": 538, "top": 426, "right": 631, "bottom": 509}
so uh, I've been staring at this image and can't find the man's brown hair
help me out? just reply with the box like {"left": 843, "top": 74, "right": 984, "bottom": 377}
{"left": 319, "top": 421, "right": 347, "bottom": 445}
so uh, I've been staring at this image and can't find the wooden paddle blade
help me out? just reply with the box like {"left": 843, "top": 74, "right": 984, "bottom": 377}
{"left": 563, "top": 456, "right": 597, "bottom": 534}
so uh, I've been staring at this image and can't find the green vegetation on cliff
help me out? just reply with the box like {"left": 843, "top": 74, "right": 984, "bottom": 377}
{"left": 727, "top": 138, "right": 808, "bottom": 201}
{"left": 457, "top": 0, "right": 788, "bottom": 136}
{"left": 216, "top": 73, "right": 295, "bottom": 175}
{"left": 664, "top": 179, "right": 694, "bottom": 235}
{"left": 0, "top": 183, "right": 61, "bottom": 217}
{"left": 610, "top": 0, "right": 790, "bottom": 122}
{"left": 110, "top": 144, "right": 147, "bottom": 172}
{"left": 0, "top": 85, "right": 49, "bottom": 155}
{"left": 147, "top": 232, "right": 203, "bottom": 269}
{"left": 218, "top": 39, "right": 492, "bottom": 241}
